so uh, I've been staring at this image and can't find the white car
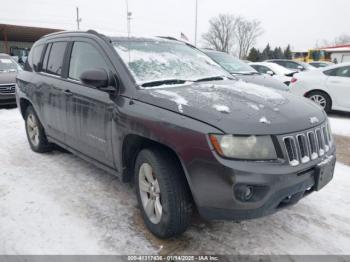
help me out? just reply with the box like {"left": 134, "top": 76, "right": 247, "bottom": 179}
{"left": 290, "top": 63, "right": 350, "bottom": 113}
{"left": 249, "top": 62, "right": 297, "bottom": 86}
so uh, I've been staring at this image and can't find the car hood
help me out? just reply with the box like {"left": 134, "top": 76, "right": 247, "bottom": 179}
{"left": 137, "top": 80, "right": 326, "bottom": 135}
{"left": 0, "top": 71, "right": 17, "bottom": 84}
{"left": 233, "top": 73, "right": 289, "bottom": 91}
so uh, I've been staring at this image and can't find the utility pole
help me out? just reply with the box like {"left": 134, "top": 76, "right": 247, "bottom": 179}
{"left": 76, "top": 7, "right": 82, "bottom": 30}
{"left": 194, "top": 0, "right": 198, "bottom": 46}
{"left": 126, "top": 0, "right": 132, "bottom": 37}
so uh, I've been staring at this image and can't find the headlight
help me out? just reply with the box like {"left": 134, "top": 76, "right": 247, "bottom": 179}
{"left": 209, "top": 134, "right": 277, "bottom": 160}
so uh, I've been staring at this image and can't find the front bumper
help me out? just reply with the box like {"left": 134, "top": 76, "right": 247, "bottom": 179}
{"left": 0, "top": 93, "right": 16, "bottom": 105}
{"left": 187, "top": 148, "right": 336, "bottom": 221}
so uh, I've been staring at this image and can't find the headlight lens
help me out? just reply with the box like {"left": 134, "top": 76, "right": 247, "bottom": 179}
{"left": 209, "top": 134, "right": 277, "bottom": 160}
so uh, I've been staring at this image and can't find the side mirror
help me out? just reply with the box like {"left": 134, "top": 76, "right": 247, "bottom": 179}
{"left": 266, "top": 70, "right": 275, "bottom": 76}
{"left": 297, "top": 65, "right": 304, "bottom": 70}
{"left": 80, "top": 69, "right": 109, "bottom": 88}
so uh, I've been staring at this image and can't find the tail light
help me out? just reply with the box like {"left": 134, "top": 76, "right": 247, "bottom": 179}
{"left": 290, "top": 77, "right": 297, "bottom": 84}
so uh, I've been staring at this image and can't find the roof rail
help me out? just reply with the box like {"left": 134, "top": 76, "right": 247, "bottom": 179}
{"left": 40, "top": 29, "right": 111, "bottom": 43}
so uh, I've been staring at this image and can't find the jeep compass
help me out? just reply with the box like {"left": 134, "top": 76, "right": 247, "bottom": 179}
{"left": 16, "top": 31, "right": 336, "bottom": 238}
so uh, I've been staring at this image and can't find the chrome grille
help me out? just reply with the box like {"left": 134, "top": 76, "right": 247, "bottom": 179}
{"left": 0, "top": 84, "right": 16, "bottom": 94}
{"left": 282, "top": 123, "right": 333, "bottom": 166}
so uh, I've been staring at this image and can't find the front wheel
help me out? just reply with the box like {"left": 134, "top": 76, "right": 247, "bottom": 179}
{"left": 135, "top": 148, "right": 192, "bottom": 238}
{"left": 306, "top": 91, "right": 332, "bottom": 113}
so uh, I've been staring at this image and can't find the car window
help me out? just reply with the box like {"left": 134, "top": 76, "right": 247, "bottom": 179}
{"left": 258, "top": 65, "right": 272, "bottom": 74}
{"left": 68, "top": 42, "right": 109, "bottom": 81}
{"left": 41, "top": 43, "right": 51, "bottom": 72}
{"left": 284, "top": 61, "right": 300, "bottom": 70}
{"left": 205, "top": 51, "right": 256, "bottom": 74}
{"left": 0, "top": 56, "right": 21, "bottom": 72}
{"left": 32, "top": 44, "right": 45, "bottom": 72}
{"left": 46, "top": 42, "right": 67, "bottom": 76}
{"left": 325, "top": 66, "right": 350, "bottom": 77}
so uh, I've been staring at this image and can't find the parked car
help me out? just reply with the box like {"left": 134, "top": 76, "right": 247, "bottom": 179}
{"left": 309, "top": 61, "right": 334, "bottom": 68}
{"left": 249, "top": 62, "right": 297, "bottom": 86}
{"left": 203, "top": 49, "right": 289, "bottom": 91}
{"left": 17, "top": 31, "right": 336, "bottom": 238}
{"left": 267, "top": 59, "right": 316, "bottom": 72}
{"left": 290, "top": 63, "right": 350, "bottom": 113}
{"left": 0, "top": 53, "right": 22, "bottom": 105}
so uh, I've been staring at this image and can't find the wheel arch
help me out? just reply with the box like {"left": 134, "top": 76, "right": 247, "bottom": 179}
{"left": 19, "top": 98, "right": 32, "bottom": 119}
{"left": 304, "top": 89, "right": 333, "bottom": 109}
{"left": 121, "top": 134, "right": 194, "bottom": 201}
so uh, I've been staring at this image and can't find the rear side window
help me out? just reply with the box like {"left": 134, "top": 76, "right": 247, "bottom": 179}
{"left": 324, "top": 66, "right": 350, "bottom": 77}
{"left": 46, "top": 42, "right": 67, "bottom": 76}
{"left": 68, "top": 42, "right": 109, "bottom": 81}
{"left": 32, "top": 44, "right": 44, "bottom": 72}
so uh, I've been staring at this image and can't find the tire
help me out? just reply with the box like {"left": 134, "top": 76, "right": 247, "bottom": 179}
{"left": 306, "top": 91, "right": 332, "bottom": 113}
{"left": 24, "top": 105, "right": 53, "bottom": 153}
{"left": 135, "top": 147, "right": 192, "bottom": 238}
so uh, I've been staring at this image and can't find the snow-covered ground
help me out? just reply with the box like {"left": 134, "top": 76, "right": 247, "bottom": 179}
{"left": 329, "top": 112, "right": 350, "bottom": 137}
{"left": 0, "top": 108, "right": 350, "bottom": 255}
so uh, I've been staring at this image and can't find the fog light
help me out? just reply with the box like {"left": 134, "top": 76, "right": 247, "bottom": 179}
{"left": 235, "top": 185, "right": 254, "bottom": 201}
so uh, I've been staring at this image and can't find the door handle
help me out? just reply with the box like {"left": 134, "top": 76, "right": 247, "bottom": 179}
{"left": 63, "top": 89, "right": 73, "bottom": 96}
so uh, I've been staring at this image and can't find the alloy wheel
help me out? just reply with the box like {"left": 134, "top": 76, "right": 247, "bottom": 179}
{"left": 310, "top": 95, "right": 326, "bottom": 109}
{"left": 138, "top": 163, "right": 162, "bottom": 224}
{"left": 27, "top": 113, "right": 40, "bottom": 147}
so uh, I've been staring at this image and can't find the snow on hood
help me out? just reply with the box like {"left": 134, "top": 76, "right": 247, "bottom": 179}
{"left": 139, "top": 79, "right": 326, "bottom": 135}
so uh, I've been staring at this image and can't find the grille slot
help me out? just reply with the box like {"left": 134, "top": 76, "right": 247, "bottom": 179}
{"left": 297, "top": 134, "right": 310, "bottom": 163}
{"left": 0, "top": 84, "right": 16, "bottom": 94}
{"left": 282, "top": 123, "right": 332, "bottom": 166}
{"left": 284, "top": 137, "right": 299, "bottom": 166}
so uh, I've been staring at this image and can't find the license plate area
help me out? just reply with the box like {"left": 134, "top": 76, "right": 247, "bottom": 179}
{"left": 314, "top": 156, "right": 336, "bottom": 191}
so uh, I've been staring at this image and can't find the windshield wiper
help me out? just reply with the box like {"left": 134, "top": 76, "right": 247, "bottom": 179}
{"left": 232, "top": 72, "right": 259, "bottom": 75}
{"left": 194, "top": 76, "right": 226, "bottom": 82}
{"left": 141, "top": 79, "right": 189, "bottom": 88}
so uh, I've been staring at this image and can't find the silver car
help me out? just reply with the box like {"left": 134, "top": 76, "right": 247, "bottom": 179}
{"left": 0, "top": 53, "right": 22, "bottom": 105}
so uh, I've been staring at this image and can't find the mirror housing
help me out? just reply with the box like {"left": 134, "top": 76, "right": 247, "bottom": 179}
{"left": 266, "top": 70, "right": 275, "bottom": 76}
{"left": 297, "top": 65, "right": 304, "bottom": 70}
{"left": 80, "top": 69, "right": 109, "bottom": 88}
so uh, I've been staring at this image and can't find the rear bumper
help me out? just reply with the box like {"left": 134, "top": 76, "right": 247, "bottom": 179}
{"left": 187, "top": 149, "right": 336, "bottom": 221}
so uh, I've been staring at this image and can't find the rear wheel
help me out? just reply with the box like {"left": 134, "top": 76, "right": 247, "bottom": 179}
{"left": 135, "top": 148, "right": 192, "bottom": 238}
{"left": 25, "top": 106, "right": 52, "bottom": 153}
{"left": 306, "top": 91, "right": 332, "bottom": 113}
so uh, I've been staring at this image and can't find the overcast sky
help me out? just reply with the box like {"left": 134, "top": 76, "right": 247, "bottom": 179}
{"left": 1, "top": 0, "right": 349, "bottom": 51}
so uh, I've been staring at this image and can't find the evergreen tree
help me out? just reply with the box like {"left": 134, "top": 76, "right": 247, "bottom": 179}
{"left": 261, "top": 44, "right": 272, "bottom": 60}
{"left": 284, "top": 45, "right": 292, "bottom": 59}
{"left": 247, "top": 48, "right": 260, "bottom": 62}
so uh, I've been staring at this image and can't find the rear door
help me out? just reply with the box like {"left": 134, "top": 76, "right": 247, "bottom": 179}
{"left": 325, "top": 66, "right": 350, "bottom": 108}
{"left": 39, "top": 41, "right": 69, "bottom": 142}
{"left": 64, "top": 39, "right": 116, "bottom": 167}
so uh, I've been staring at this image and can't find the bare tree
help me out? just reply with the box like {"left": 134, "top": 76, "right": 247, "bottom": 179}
{"left": 318, "top": 34, "right": 350, "bottom": 47}
{"left": 334, "top": 34, "right": 350, "bottom": 45}
{"left": 202, "top": 14, "right": 239, "bottom": 53}
{"left": 235, "top": 19, "right": 263, "bottom": 59}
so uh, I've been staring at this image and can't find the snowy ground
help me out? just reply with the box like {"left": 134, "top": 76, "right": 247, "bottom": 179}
{"left": 329, "top": 111, "right": 350, "bottom": 137}
{"left": 0, "top": 107, "right": 350, "bottom": 255}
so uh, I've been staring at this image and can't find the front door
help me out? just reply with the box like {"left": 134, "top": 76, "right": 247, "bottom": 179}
{"left": 64, "top": 40, "right": 116, "bottom": 167}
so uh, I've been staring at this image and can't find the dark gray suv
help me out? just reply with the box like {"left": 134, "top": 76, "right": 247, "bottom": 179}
{"left": 16, "top": 31, "right": 336, "bottom": 238}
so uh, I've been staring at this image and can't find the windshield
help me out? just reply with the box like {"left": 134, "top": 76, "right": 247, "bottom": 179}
{"left": 113, "top": 40, "right": 229, "bottom": 86}
{"left": 0, "top": 57, "right": 22, "bottom": 72}
{"left": 299, "top": 61, "right": 315, "bottom": 69}
{"left": 205, "top": 51, "right": 257, "bottom": 74}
